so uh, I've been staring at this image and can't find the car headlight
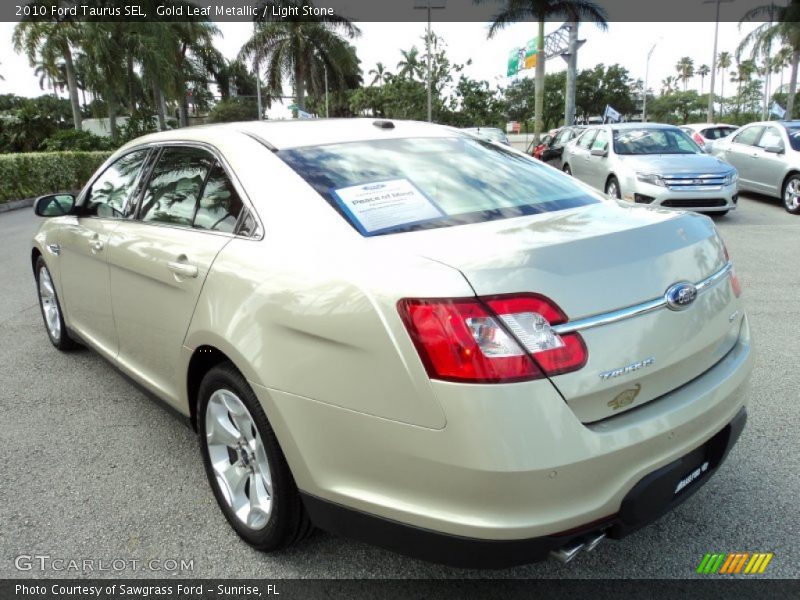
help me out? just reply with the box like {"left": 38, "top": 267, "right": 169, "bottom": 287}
{"left": 636, "top": 172, "right": 666, "bottom": 187}
{"left": 723, "top": 170, "right": 739, "bottom": 185}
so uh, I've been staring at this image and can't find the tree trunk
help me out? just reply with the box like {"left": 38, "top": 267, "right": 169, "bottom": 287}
{"left": 153, "top": 85, "right": 166, "bottom": 131}
{"left": 127, "top": 54, "right": 136, "bottom": 112}
{"left": 294, "top": 56, "right": 305, "bottom": 116}
{"left": 62, "top": 44, "right": 82, "bottom": 131}
{"left": 107, "top": 91, "right": 118, "bottom": 143}
{"left": 787, "top": 48, "right": 800, "bottom": 119}
{"left": 533, "top": 18, "right": 545, "bottom": 144}
{"left": 720, "top": 71, "right": 726, "bottom": 117}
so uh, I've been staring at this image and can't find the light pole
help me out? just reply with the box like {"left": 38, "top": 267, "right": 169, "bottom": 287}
{"left": 414, "top": 0, "right": 446, "bottom": 122}
{"left": 643, "top": 42, "right": 657, "bottom": 122}
{"left": 324, "top": 62, "right": 329, "bottom": 118}
{"left": 705, "top": 0, "right": 735, "bottom": 123}
{"left": 561, "top": 21, "right": 585, "bottom": 126}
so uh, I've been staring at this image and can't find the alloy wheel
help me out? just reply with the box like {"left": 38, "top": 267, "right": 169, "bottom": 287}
{"left": 205, "top": 389, "right": 273, "bottom": 530}
{"left": 38, "top": 267, "right": 61, "bottom": 343}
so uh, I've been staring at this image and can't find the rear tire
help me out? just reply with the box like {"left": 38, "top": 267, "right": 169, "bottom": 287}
{"left": 198, "top": 362, "right": 313, "bottom": 551}
{"left": 782, "top": 174, "right": 800, "bottom": 214}
{"left": 605, "top": 176, "right": 621, "bottom": 200}
{"left": 35, "top": 256, "right": 78, "bottom": 351}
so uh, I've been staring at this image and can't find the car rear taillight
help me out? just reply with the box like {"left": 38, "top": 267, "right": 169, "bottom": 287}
{"left": 398, "top": 294, "right": 587, "bottom": 383}
{"left": 721, "top": 238, "right": 743, "bottom": 298}
{"left": 692, "top": 132, "right": 706, "bottom": 146}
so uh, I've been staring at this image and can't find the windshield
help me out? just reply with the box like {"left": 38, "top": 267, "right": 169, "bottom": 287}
{"left": 785, "top": 125, "right": 800, "bottom": 151}
{"left": 278, "top": 137, "right": 598, "bottom": 236}
{"left": 613, "top": 128, "right": 702, "bottom": 155}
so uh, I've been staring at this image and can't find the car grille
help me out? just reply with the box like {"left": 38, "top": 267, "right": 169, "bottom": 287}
{"left": 661, "top": 198, "right": 728, "bottom": 208}
{"left": 662, "top": 174, "right": 727, "bottom": 189}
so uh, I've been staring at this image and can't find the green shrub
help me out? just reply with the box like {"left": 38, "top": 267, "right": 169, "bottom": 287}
{"left": 208, "top": 98, "right": 259, "bottom": 123}
{"left": 39, "top": 129, "right": 116, "bottom": 152}
{"left": 0, "top": 151, "right": 112, "bottom": 203}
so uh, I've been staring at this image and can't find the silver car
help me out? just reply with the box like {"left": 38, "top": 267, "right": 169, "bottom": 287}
{"left": 562, "top": 124, "right": 739, "bottom": 214}
{"left": 711, "top": 120, "right": 800, "bottom": 214}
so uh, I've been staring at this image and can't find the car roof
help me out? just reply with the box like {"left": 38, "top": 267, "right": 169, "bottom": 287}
{"left": 119, "top": 118, "right": 461, "bottom": 153}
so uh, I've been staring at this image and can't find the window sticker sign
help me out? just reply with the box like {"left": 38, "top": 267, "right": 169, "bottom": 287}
{"left": 330, "top": 178, "right": 445, "bottom": 235}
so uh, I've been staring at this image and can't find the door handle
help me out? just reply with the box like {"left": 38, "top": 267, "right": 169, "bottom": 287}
{"left": 89, "top": 239, "right": 104, "bottom": 253}
{"left": 167, "top": 261, "right": 199, "bottom": 278}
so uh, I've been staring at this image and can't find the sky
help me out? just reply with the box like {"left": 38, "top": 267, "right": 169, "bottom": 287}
{"left": 0, "top": 20, "right": 767, "bottom": 119}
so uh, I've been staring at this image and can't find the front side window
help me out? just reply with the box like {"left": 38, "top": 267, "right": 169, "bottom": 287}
{"left": 83, "top": 150, "right": 149, "bottom": 218}
{"left": 591, "top": 130, "right": 609, "bottom": 152}
{"left": 757, "top": 127, "right": 783, "bottom": 150}
{"left": 613, "top": 128, "right": 701, "bottom": 155}
{"left": 733, "top": 126, "right": 764, "bottom": 147}
{"left": 278, "top": 136, "right": 598, "bottom": 236}
{"left": 139, "top": 147, "right": 214, "bottom": 227}
{"left": 576, "top": 130, "right": 598, "bottom": 149}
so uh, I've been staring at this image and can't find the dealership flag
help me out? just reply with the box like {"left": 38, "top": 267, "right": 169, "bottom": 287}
{"left": 770, "top": 101, "right": 786, "bottom": 119}
{"left": 603, "top": 105, "right": 621, "bottom": 123}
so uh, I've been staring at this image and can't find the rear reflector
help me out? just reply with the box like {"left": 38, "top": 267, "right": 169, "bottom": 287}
{"left": 398, "top": 294, "right": 587, "bottom": 383}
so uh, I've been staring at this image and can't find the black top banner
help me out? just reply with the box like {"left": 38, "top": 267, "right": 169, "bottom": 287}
{"left": 0, "top": 0, "right": 791, "bottom": 23}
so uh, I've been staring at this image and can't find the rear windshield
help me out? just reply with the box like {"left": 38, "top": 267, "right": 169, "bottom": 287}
{"left": 784, "top": 124, "right": 800, "bottom": 151}
{"left": 613, "top": 128, "right": 702, "bottom": 155}
{"left": 278, "top": 137, "right": 598, "bottom": 236}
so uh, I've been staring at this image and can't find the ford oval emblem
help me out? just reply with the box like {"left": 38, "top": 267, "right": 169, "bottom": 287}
{"left": 665, "top": 282, "right": 698, "bottom": 311}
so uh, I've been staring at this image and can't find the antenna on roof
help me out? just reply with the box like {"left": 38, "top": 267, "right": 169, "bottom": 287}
{"left": 373, "top": 120, "right": 395, "bottom": 130}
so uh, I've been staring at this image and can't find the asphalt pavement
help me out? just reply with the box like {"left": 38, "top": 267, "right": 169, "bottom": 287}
{"left": 0, "top": 195, "right": 798, "bottom": 579}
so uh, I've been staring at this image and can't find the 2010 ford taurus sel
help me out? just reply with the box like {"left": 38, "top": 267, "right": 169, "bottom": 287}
{"left": 31, "top": 119, "right": 752, "bottom": 568}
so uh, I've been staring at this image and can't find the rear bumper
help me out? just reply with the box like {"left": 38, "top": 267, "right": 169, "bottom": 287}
{"left": 301, "top": 407, "right": 746, "bottom": 569}
{"left": 253, "top": 314, "right": 752, "bottom": 562}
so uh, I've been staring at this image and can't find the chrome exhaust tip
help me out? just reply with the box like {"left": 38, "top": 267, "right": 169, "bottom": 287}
{"left": 549, "top": 540, "right": 586, "bottom": 564}
{"left": 583, "top": 531, "right": 607, "bottom": 552}
{"left": 549, "top": 531, "right": 606, "bottom": 563}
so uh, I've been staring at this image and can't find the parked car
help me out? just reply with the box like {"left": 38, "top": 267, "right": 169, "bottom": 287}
{"left": 535, "top": 125, "right": 586, "bottom": 168}
{"left": 680, "top": 123, "right": 738, "bottom": 153}
{"left": 562, "top": 123, "right": 739, "bottom": 215}
{"left": 710, "top": 120, "right": 800, "bottom": 214}
{"left": 462, "top": 126, "right": 511, "bottom": 145}
{"left": 527, "top": 132, "right": 553, "bottom": 159}
{"left": 32, "top": 119, "right": 751, "bottom": 568}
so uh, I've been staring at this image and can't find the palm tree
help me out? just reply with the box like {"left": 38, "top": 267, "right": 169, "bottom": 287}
{"left": 485, "top": 0, "right": 608, "bottom": 143}
{"left": 13, "top": 13, "right": 83, "bottom": 130}
{"left": 240, "top": 1, "right": 360, "bottom": 114}
{"left": 773, "top": 45, "right": 792, "bottom": 93}
{"left": 368, "top": 62, "right": 391, "bottom": 87}
{"left": 698, "top": 64, "right": 710, "bottom": 94}
{"left": 717, "top": 51, "right": 732, "bottom": 116}
{"left": 396, "top": 47, "right": 423, "bottom": 80}
{"left": 739, "top": 0, "right": 800, "bottom": 118}
{"left": 661, "top": 75, "right": 678, "bottom": 95}
{"left": 676, "top": 56, "right": 695, "bottom": 91}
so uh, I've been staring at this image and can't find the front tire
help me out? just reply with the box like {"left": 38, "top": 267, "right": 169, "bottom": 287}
{"left": 35, "top": 256, "right": 78, "bottom": 351}
{"left": 562, "top": 164, "right": 572, "bottom": 176}
{"left": 198, "top": 363, "right": 312, "bottom": 551}
{"left": 605, "top": 176, "right": 621, "bottom": 200}
{"left": 782, "top": 174, "right": 800, "bottom": 214}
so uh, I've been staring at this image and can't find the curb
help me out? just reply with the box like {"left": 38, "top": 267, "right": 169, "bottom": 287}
{"left": 0, "top": 198, "right": 35, "bottom": 214}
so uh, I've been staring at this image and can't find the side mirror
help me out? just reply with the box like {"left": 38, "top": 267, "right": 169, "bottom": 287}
{"left": 590, "top": 147, "right": 608, "bottom": 157}
{"left": 764, "top": 145, "right": 784, "bottom": 154}
{"left": 34, "top": 193, "right": 76, "bottom": 217}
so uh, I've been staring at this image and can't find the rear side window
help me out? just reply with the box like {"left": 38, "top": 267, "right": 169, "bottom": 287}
{"left": 278, "top": 137, "right": 598, "bottom": 236}
{"left": 84, "top": 150, "right": 149, "bottom": 218}
{"left": 757, "top": 127, "right": 783, "bottom": 150}
{"left": 139, "top": 147, "right": 214, "bottom": 227}
{"left": 193, "top": 163, "right": 244, "bottom": 233}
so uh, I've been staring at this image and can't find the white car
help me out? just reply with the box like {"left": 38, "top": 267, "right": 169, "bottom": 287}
{"left": 680, "top": 123, "right": 739, "bottom": 153}
{"left": 31, "top": 119, "right": 752, "bottom": 568}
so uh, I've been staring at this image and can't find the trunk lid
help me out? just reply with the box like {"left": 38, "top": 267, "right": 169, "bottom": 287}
{"left": 374, "top": 202, "right": 742, "bottom": 422}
